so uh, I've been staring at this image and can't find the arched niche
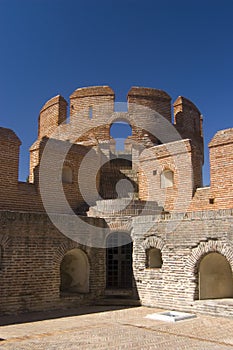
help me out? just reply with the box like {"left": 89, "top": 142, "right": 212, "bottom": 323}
{"left": 60, "top": 248, "right": 90, "bottom": 293}
{"left": 161, "top": 169, "right": 174, "bottom": 188}
{"left": 198, "top": 252, "right": 233, "bottom": 300}
{"left": 146, "top": 248, "right": 163, "bottom": 268}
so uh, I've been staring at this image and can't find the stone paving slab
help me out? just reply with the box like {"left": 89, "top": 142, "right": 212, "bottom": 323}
{"left": 0, "top": 306, "right": 233, "bottom": 349}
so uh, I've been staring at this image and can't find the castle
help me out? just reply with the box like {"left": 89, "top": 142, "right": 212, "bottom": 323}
{"left": 0, "top": 86, "right": 233, "bottom": 317}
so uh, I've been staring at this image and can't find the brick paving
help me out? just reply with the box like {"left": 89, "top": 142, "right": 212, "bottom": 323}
{"left": 0, "top": 306, "right": 233, "bottom": 349}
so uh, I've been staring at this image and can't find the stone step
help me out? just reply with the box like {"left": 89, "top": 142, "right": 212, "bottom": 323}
{"left": 194, "top": 299, "right": 233, "bottom": 317}
{"left": 87, "top": 198, "right": 163, "bottom": 217}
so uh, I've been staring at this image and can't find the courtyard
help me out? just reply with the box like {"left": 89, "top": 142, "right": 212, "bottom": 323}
{"left": 0, "top": 306, "right": 233, "bottom": 349}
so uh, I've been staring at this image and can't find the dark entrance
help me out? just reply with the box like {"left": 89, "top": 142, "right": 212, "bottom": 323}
{"left": 106, "top": 232, "right": 133, "bottom": 289}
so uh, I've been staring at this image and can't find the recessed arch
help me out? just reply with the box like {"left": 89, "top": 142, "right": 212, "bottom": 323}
{"left": 161, "top": 169, "right": 174, "bottom": 188}
{"left": 60, "top": 248, "right": 90, "bottom": 293}
{"left": 186, "top": 240, "right": 233, "bottom": 300}
{"left": 146, "top": 248, "right": 163, "bottom": 268}
{"left": 142, "top": 236, "right": 164, "bottom": 269}
{"left": 198, "top": 252, "right": 233, "bottom": 299}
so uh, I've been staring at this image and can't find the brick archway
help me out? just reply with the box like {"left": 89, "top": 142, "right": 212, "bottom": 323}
{"left": 186, "top": 240, "right": 233, "bottom": 274}
{"left": 186, "top": 240, "right": 233, "bottom": 300}
{"left": 142, "top": 236, "right": 165, "bottom": 250}
{"left": 108, "top": 221, "right": 132, "bottom": 233}
{"left": 53, "top": 241, "right": 80, "bottom": 266}
{"left": 53, "top": 241, "right": 90, "bottom": 294}
{"left": 60, "top": 248, "right": 90, "bottom": 293}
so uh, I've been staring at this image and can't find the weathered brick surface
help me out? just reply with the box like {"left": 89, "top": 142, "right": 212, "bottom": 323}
{"left": 0, "top": 85, "right": 232, "bottom": 316}
{"left": 132, "top": 209, "right": 233, "bottom": 316}
{"left": 0, "top": 211, "right": 106, "bottom": 314}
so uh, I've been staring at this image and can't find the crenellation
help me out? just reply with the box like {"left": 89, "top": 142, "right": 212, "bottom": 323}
{"left": 38, "top": 95, "right": 68, "bottom": 139}
{"left": 0, "top": 85, "right": 233, "bottom": 317}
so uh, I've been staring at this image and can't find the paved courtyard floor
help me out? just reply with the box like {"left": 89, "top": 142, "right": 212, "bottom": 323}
{"left": 0, "top": 306, "right": 233, "bottom": 349}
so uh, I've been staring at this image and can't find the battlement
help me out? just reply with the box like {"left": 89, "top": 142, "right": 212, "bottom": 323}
{"left": 173, "top": 96, "right": 201, "bottom": 115}
{"left": 0, "top": 127, "right": 21, "bottom": 189}
{"left": 37, "top": 86, "right": 202, "bottom": 147}
{"left": 208, "top": 128, "right": 233, "bottom": 148}
{"left": 0, "top": 85, "right": 232, "bottom": 213}
{"left": 0, "top": 85, "right": 233, "bottom": 318}
{"left": 0, "top": 127, "right": 21, "bottom": 145}
{"left": 174, "top": 95, "right": 203, "bottom": 136}
{"left": 127, "top": 86, "right": 171, "bottom": 100}
{"left": 70, "top": 85, "right": 115, "bottom": 99}
{"left": 69, "top": 85, "right": 115, "bottom": 122}
{"left": 34, "top": 86, "right": 204, "bottom": 195}
{"left": 38, "top": 94, "right": 67, "bottom": 139}
{"left": 128, "top": 86, "right": 172, "bottom": 122}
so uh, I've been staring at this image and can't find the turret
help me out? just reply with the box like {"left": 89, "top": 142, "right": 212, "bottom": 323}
{"left": 38, "top": 95, "right": 67, "bottom": 139}
{"left": 209, "top": 128, "right": 233, "bottom": 208}
{"left": 174, "top": 96, "right": 203, "bottom": 137}
{"left": 174, "top": 96, "right": 204, "bottom": 188}
{"left": 127, "top": 87, "right": 172, "bottom": 122}
{"left": 70, "top": 86, "right": 115, "bottom": 121}
{"left": 0, "top": 127, "right": 21, "bottom": 189}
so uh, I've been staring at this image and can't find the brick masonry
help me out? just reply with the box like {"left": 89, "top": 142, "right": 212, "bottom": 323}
{"left": 0, "top": 85, "right": 232, "bottom": 316}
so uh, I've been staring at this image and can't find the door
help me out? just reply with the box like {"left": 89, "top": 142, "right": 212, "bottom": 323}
{"left": 106, "top": 232, "right": 132, "bottom": 289}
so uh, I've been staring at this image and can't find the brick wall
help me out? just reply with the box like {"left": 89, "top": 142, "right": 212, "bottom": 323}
{"left": 128, "top": 87, "right": 172, "bottom": 122}
{"left": 208, "top": 128, "right": 233, "bottom": 208}
{"left": 0, "top": 211, "right": 106, "bottom": 314}
{"left": 0, "top": 86, "right": 233, "bottom": 317}
{"left": 132, "top": 209, "right": 233, "bottom": 317}
{"left": 38, "top": 95, "right": 67, "bottom": 139}
{"left": 138, "top": 139, "right": 194, "bottom": 212}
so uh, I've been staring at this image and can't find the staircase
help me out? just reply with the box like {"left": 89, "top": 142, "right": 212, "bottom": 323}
{"left": 87, "top": 198, "right": 163, "bottom": 218}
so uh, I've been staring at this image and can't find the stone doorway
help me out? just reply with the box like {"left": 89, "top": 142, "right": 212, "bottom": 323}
{"left": 106, "top": 232, "right": 132, "bottom": 290}
{"left": 198, "top": 252, "right": 233, "bottom": 300}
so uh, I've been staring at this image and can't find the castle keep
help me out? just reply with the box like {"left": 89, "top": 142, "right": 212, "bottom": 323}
{"left": 0, "top": 86, "right": 233, "bottom": 317}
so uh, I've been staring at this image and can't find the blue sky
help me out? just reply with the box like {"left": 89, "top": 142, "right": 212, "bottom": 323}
{"left": 0, "top": 0, "right": 232, "bottom": 184}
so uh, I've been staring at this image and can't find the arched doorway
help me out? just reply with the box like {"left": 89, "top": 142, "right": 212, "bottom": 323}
{"left": 198, "top": 252, "right": 233, "bottom": 300}
{"left": 106, "top": 232, "right": 133, "bottom": 289}
{"left": 60, "top": 248, "right": 89, "bottom": 293}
